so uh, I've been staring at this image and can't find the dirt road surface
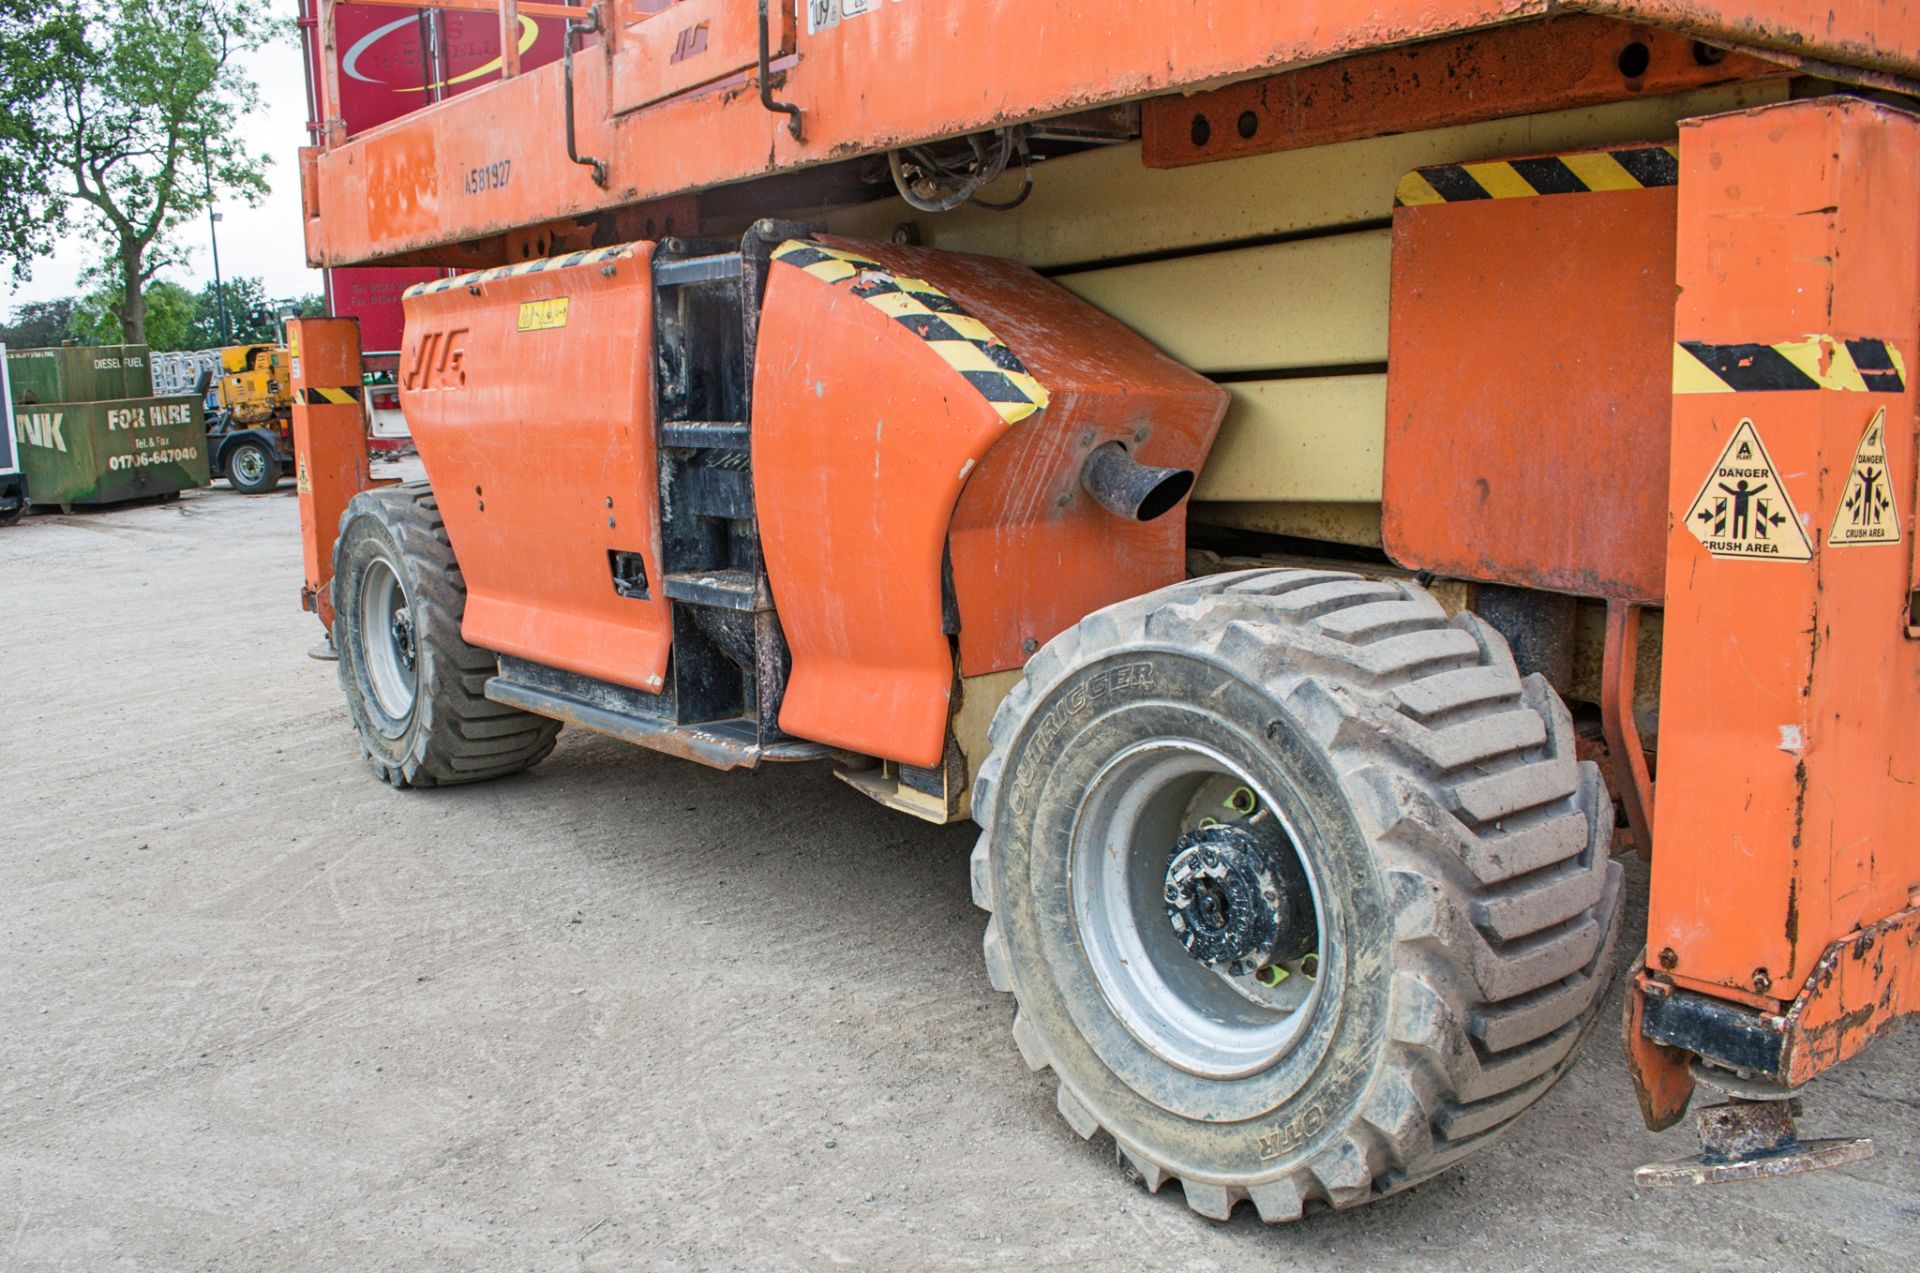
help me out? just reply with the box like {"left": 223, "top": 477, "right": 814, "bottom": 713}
{"left": 2, "top": 477, "right": 1915, "bottom": 1272}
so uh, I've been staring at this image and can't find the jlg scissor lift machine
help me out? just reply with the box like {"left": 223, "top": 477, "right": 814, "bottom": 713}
{"left": 294, "top": 0, "right": 1920, "bottom": 1219}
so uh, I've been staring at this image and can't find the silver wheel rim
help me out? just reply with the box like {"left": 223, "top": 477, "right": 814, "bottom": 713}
{"left": 232, "top": 447, "right": 266, "bottom": 485}
{"left": 358, "top": 557, "right": 417, "bottom": 722}
{"left": 1070, "top": 741, "right": 1328, "bottom": 1080}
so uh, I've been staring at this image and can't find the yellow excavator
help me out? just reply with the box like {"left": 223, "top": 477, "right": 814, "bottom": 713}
{"left": 199, "top": 343, "right": 295, "bottom": 494}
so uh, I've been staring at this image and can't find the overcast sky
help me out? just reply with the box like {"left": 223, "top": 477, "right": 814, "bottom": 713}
{"left": 2, "top": 29, "right": 322, "bottom": 312}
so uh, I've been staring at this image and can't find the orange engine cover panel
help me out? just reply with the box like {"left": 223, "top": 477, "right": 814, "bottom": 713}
{"left": 1383, "top": 156, "right": 1678, "bottom": 602}
{"left": 753, "top": 238, "right": 1226, "bottom": 767}
{"left": 931, "top": 248, "right": 1230, "bottom": 679}
{"left": 400, "top": 243, "right": 672, "bottom": 694}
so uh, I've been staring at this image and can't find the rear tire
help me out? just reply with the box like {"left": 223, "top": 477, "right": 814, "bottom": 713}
{"left": 970, "top": 568, "right": 1622, "bottom": 1221}
{"left": 332, "top": 482, "right": 561, "bottom": 787}
{"left": 225, "top": 439, "right": 280, "bottom": 494}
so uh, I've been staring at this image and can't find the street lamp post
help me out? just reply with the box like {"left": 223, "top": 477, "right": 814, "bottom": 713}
{"left": 203, "top": 142, "right": 231, "bottom": 347}
{"left": 208, "top": 211, "right": 230, "bottom": 346}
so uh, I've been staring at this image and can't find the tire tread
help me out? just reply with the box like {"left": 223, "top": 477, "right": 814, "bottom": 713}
{"left": 332, "top": 482, "right": 561, "bottom": 787}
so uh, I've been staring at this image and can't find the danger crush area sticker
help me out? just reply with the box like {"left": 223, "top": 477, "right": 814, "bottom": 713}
{"left": 1830, "top": 407, "right": 1900, "bottom": 548}
{"left": 1682, "top": 419, "right": 1812, "bottom": 562}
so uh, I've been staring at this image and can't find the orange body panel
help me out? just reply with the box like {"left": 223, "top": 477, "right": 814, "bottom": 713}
{"left": 1652, "top": 99, "right": 1920, "bottom": 1006}
{"left": 303, "top": 1, "right": 1918, "bottom": 269}
{"left": 1578, "top": 0, "right": 1919, "bottom": 76}
{"left": 1384, "top": 179, "right": 1677, "bottom": 601}
{"left": 611, "top": 0, "right": 791, "bottom": 114}
{"left": 1780, "top": 900, "right": 1920, "bottom": 1084}
{"left": 752, "top": 238, "right": 1225, "bottom": 766}
{"left": 399, "top": 244, "right": 673, "bottom": 693}
{"left": 288, "top": 317, "right": 377, "bottom": 628}
{"left": 363, "top": 127, "right": 445, "bottom": 246}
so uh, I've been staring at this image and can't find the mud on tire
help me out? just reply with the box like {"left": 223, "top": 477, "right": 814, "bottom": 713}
{"left": 969, "top": 568, "right": 1623, "bottom": 1221}
{"left": 332, "top": 481, "right": 561, "bottom": 787}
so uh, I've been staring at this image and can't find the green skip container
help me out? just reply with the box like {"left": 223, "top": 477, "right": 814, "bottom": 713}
{"left": 13, "top": 395, "right": 208, "bottom": 507}
{"left": 7, "top": 343, "right": 153, "bottom": 405}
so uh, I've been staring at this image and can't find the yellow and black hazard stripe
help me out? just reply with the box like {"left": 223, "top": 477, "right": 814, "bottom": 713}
{"left": 771, "top": 240, "right": 1049, "bottom": 425}
{"left": 1395, "top": 144, "right": 1679, "bottom": 207}
{"left": 1673, "top": 336, "right": 1908, "bottom": 394}
{"left": 404, "top": 243, "right": 636, "bottom": 299}
{"left": 298, "top": 385, "right": 363, "bottom": 406}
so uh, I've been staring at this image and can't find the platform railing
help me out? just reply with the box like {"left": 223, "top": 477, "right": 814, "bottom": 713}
{"left": 313, "top": 0, "right": 597, "bottom": 147}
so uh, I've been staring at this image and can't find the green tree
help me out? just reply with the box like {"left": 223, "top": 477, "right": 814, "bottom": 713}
{"left": 0, "top": 0, "right": 270, "bottom": 344}
{"left": 183, "top": 274, "right": 265, "bottom": 348}
{"left": 183, "top": 277, "right": 329, "bottom": 348}
{"left": 71, "top": 278, "right": 195, "bottom": 349}
{"left": 0, "top": 295, "right": 79, "bottom": 347}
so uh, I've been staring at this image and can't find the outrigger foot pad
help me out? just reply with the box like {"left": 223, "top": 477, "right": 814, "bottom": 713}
{"left": 1635, "top": 1097, "right": 1874, "bottom": 1187}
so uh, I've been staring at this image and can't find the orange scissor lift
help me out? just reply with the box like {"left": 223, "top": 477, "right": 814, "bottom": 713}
{"left": 294, "top": 0, "right": 1920, "bottom": 1218}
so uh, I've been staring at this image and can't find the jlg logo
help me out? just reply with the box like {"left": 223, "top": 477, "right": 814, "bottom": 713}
{"left": 403, "top": 328, "right": 470, "bottom": 392}
{"left": 670, "top": 22, "right": 709, "bottom": 63}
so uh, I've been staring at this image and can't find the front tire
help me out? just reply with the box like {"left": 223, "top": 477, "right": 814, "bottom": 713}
{"left": 332, "top": 482, "right": 561, "bottom": 787}
{"left": 970, "top": 569, "right": 1622, "bottom": 1221}
{"left": 225, "top": 439, "right": 280, "bottom": 494}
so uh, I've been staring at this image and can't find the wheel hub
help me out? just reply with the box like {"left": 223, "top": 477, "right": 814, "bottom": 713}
{"left": 1164, "top": 823, "right": 1315, "bottom": 977}
{"left": 357, "top": 556, "right": 418, "bottom": 724}
{"left": 389, "top": 611, "right": 416, "bottom": 670}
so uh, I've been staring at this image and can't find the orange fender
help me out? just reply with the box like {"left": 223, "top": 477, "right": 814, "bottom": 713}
{"left": 753, "top": 237, "right": 1226, "bottom": 766}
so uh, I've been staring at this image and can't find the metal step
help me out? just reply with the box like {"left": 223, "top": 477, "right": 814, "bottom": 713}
{"left": 485, "top": 674, "right": 820, "bottom": 771}
{"left": 655, "top": 252, "right": 743, "bottom": 287}
{"left": 660, "top": 420, "right": 751, "bottom": 450}
{"left": 663, "top": 569, "right": 771, "bottom": 612}
{"left": 683, "top": 463, "right": 754, "bottom": 519}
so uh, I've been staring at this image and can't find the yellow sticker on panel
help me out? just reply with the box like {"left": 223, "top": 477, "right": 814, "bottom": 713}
{"left": 517, "top": 297, "right": 570, "bottom": 332}
{"left": 1682, "top": 419, "right": 1812, "bottom": 561}
{"left": 1829, "top": 407, "right": 1900, "bottom": 547}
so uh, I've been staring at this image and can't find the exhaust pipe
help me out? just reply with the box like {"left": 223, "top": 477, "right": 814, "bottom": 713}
{"left": 1080, "top": 442, "right": 1195, "bottom": 522}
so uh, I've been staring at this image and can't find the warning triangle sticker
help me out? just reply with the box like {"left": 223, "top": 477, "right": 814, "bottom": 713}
{"left": 1829, "top": 407, "right": 1900, "bottom": 547}
{"left": 1683, "top": 419, "right": 1812, "bottom": 562}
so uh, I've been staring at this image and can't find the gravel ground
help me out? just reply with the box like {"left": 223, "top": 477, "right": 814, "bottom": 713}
{"left": 1, "top": 475, "right": 1915, "bottom": 1272}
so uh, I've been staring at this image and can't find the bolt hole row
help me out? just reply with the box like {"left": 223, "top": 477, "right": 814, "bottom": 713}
{"left": 1188, "top": 110, "right": 1262, "bottom": 148}
{"left": 1188, "top": 40, "right": 1733, "bottom": 149}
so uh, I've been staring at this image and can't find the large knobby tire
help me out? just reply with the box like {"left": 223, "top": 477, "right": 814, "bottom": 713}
{"left": 332, "top": 482, "right": 561, "bottom": 787}
{"left": 970, "top": 568, "right": 1623, "bottom": 1222}
{"left": 225, "top": 439, "right": 280, "bottom": 495}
